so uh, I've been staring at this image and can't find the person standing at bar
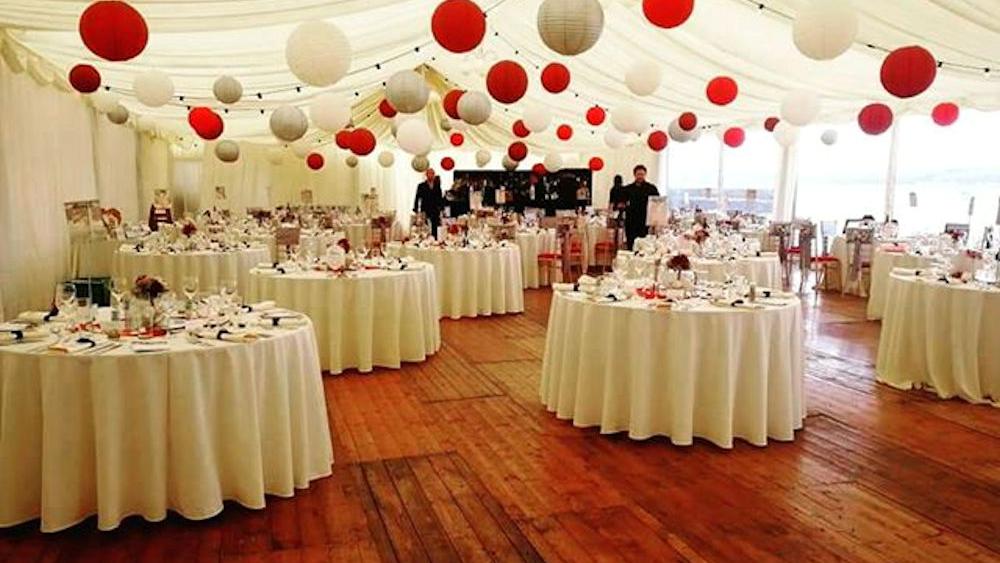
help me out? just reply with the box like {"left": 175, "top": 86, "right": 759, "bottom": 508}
{"left": 413, "top": 168, "right": 443, "bottom": 238}
{"left": 623, "top": 165, "right": 659, "bottom": 249}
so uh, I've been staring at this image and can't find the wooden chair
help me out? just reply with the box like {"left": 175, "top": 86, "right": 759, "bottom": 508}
{"left": 593, "top": 241, "right": 616, "bottom": 273}
{"left": 563, "top": 230, "right": 585, "bottom": 282}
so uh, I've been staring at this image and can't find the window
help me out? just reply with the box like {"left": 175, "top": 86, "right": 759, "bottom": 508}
{"left": 720, "top": 128, "right": 779, "bottom": 216}
{"left": 667, "top": 134, "right": 720, "bottom": 211}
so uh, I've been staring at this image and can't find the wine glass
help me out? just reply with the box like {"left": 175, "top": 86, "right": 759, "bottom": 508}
{"left": 55, "top": 282, "right": 76, "bottom": 314}
{"left": 182, "top": 275, "right": 199, "bottom": 302}
{"left": 221, "top": 278, "right": 239, "bottom": 306}
{"left": 75, "top": 296, "right": 94, "bottom": 325}
{"left": 110, "top": 277, "right": 128, "bottom": 312}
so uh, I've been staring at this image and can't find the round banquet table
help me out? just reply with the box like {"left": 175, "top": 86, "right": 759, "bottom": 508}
{"left": 113, "top": 246, "right": 271, "bottom": 297}
{"left": 690, "top": 255, "right": 782, "bottom": 289}
{"left": 876, "top": 273, "right": 1000, "bottom": 405}
{"left": 540, "top": 291, "right": 805, "bottom": 448}
{"left": 388, "top": 244, "right": 524, "bottom": 319}
{"left": 516, "top": 229, "right": 559, "bottom": 289}
{"left": 0, "top": 318, "right": 333, "bottom": 532}
{"left": 247, "top": 265, "right": 440, "bottom": 374}
{"left": 71, "top": 238, "right": 134, "bottom": 278}
{"left": 865, "top": 249, "right": 936, "bottom": 320}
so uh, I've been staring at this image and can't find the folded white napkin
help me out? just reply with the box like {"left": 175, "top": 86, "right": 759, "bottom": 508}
{"left": 0, "top": 328, "right": 47, "bottom": 345}
{"left": 243, "top": 300, "right": 276, "bottom": 312}
{"left": 49, "top": 337, "right": 103, "bottom": 354}
{"left": 577, "top": 275, "right": 598, "bottom": 287}
{"left": 195, "top": 328, "right": 260, "bottom": 343}
{"left": 893, "top": 267, "right": 919, "bottom": 276}
{"left": 131, "top": 340, "right": 171, "bottom": 353}
{"left": 552, "top": 283, "right": 575, "bottom": 293}
{"left": 17, "top": 311, "right": 56, "bottom": 324}
{"left": 259, "top": 316, "right": 307, "bottom": 328}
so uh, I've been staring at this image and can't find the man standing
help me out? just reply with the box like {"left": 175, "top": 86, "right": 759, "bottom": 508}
{"left": 413, "top": 168, "right": 443, "bottom": 238}
{"left": 623, "top": 164, "right": 659, "bottom": 249}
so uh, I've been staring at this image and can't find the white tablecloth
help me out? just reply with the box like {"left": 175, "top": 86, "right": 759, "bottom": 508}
{"left": 0, "top": 320, "right": 333, "bottom": 532}
{"left": 691, "top": 255, "right": 783, "bottom": 289}
{"left": 71, "top": 239, "right": 131, "bottom": 278}
{"left": 113, "top": 246, "right": 271, "bottom": 297}
{"left": 389, "top": 244, "right": 524, "bottom": 319}
{"left": 516, "top": 229, "right": 558, "bottom": 289}
{"left": 876, "top": 274, "right": 1000, "bottom": 405}
{"left": 247, "top": 265, "right": 440, "bottom": 374}
{"left": 830, "top": 235, "right": 852, "bottom": 292}
{"left": 540, "top": 291, "right": 806, "bottom": 448}
{"left": 865, "top": 250, "right": 936, "bottom": 320}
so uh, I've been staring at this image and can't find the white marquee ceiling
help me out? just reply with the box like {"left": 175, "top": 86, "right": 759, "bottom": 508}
{"left": 0, "top": 0, "right": 997, "bottom": 151}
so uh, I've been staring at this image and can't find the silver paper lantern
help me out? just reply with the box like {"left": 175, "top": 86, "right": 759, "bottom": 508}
{"left": 213, "top": 75, "right": 243, "bottom": 104}
{"left": 385, "top": 70, "right": 429, "bottom": 114}
{"left": 215, "top": 140, "right": 240, "bottom": 162}
{"left": 107, "top": 104, "right": 130, "bottom": 124}
{"left": 457, "top": 90, "right": 491, "bottom": 125}
{"left": 411, "top": 155, "right": 430, "bottom": 172}
{"left": 285, "top": 21, "right": 352, "bottom": 87}
{"left": 270, "top": 105, "right": 309, "bottom": 142}
{"left": 537, "top": 0, "right": 604, "bottom": 56}
{"left": 133, "top": 70, "right": 174, "bottom": 107}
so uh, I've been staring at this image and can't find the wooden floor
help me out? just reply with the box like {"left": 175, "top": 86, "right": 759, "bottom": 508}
{"left": 2, "top": 289, "right": 999, "bottom": 562}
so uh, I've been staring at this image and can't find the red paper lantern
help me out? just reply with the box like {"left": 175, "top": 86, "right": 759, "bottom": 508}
{"left": 512, "top": 119, "right": 530, "bottom": 138}
{"left": 881, "top": 46, "right": 937, "bottom": 99}
{"left": 69, "top": 64, "right": 101, "bottom": 93}
{"left": 541, "top": 63, "right": 571, "bottom": 93}
{"left": 441, "top": 157, "right": 455, "bottom": 171}
{"left": 442, "top": 89, "right": 465, "bottom": 120}
{"left": 306, "top": 153, "right": 325, "bottom": 170}
{"left": 642, "top": 0, "right": 695, "bottom": 28}
{"left": 586, "top": 106, "right": 606, "bottom": 126}
{"left": 508, "top": 141, "right": 528, "bottom": 161}
{"left": 378, "top": 99, "right": 397, "bottom": 118}
{"left": 678, "top": 112, "right": 697, "bottom": 131}
{"left": 931, "top": 102, "right": 959, "bottom": 126}
{"left": 350, "top": 128, "right": 376, "bottom": 156}
{"left": 187, "top": 107, "right": 223, "bottom": 141}
{"left": 723, "top": 127, "right": 745, "bottom": 148}
{"left": 335, "top": 129, "right": 353, "bottom": 149}
{"left": 556, "top": 124, "right": 573, "bottom": 141}
{"left": 431, "top": 0, "right": 486, "bottom": 53}
{"left": 858, "top": 103, "right": 894, "bottom": 135}
{"left": 706, "top": 76, "right": 738, "bottom": 106}
{"left": 647, "top": 130, "right": 668, "bottom": 151}
{"left": 764, "top": 116, "right": 780, "bottom": 132}
{"left": 588, "top": 157, "right": 604, "bottom": 171}
{"left": 532, "top": 163, "right": 548, "bottom": 176}
{"left": 487, "top": 60, "right": 528, "bottom": 104}
{"left": 78, "top": 1, "right": 148, "bottom": 62}
{"left": 450, "top": 132, "right": 465, "bottom": 146}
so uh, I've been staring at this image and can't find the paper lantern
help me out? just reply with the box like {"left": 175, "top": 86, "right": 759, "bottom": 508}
{"left": 532, "top": 163, "right": 548, "bottom": 176}
{"left": 213, "top": 75, "right": 243, "bottom": 104}
{"left": 215, "top": 140, "right": 240, "bottom": 163}
{"left": 881, "top": 46, "right": 937, "bottom": 99}
{"left": 350, "top": 128, "right": 376, "bottom": 156}
{"left": 306, "top": 152, "right": 325, "bottom": 170}
{"left": 667, "top": 118, "right": 693, "bottom": 143}
{"left": 605, "top": 129, "right": 627, "bottom": 149}
{"left": 475, "top": 149, "right": 491, "bottom": 167}
{"left": 820, "top": 129, "right": 838, "bottom": 145}
{"left": 270, "top": 105, "right": 308, "bottom": 142}
{"left": 773, "top": 121, "right": 800, "bottom": 147}
{"left": 588, "top": 157, "right": 604, "bottom": 171}
{"left": 647, "top": 130, "right": 668, "bottom": 151}
{"left": 508, "top": 141, "right": 528, "bottom": 161}
{"left": 586, "top": 106, "right": 606, "bottom": 126}
{"left": 523, "top": 105, "right": 552, "bottom": 133}
{"left": 706, "top": 76, "right": 738, "bottom": 106}
{"left": 107, "top": 104, "right": 129, "bottom": 125}
{"left": 723, "top": 127, "right": 745, "bottom": 148}
{"left": 502, "top": 155, "right": 518, "bottom": 171}
{"left": 556, "top": 124, "right": 573, "bottom": 141}
{"left": 133, "top": 70, "right": 174, "bottom": 107}
{"left": 858, "top": 103, "right": 893, "bottom": 135}
{"left": 396, "top": 119, "right": 433, "bottom": 155}
{"left": 537, "top": 0, "right": 604, "bottom": 56}
{"left": 412, "top": 155, "right": 430, "bottom": 172}
{"left": 291, "top": 139, "right": 313, "bottom": 158}
{"left": 544, "top": 153, "right": 564, "bottom": 172}
{"left": 513, "top": 119, "right": 531, "bottom": 138}
{"left": 764, "top": 116, "right": 780, "bottom": 132}
{"left": 346, "top": 155, "right": 359, "bottom": 168}
{"left": 377, "top": 151, "right": 395, "bottom": 168}
{"left": 780, "top": 90, "right": 821, "bottom": 126}
{"left": 611, "top": 105, "right": 645, "bottom": 134}
{"left": 69, "top": 64, "right": 101, "bottom": 93}
{"left": 541, "top": 63, "right": 571, "bottom": 93}
{"left": 643, "top": 0, "right": 694, "bottom": 28}
{"left": 678, "top": 112, "right": 697, "bottom": 131}
{"left": 378, "top": 99, "right": 397, "bottom": 118}
{"left": 450, "top": 132, "right": 465, "bottom": 146}
{"left": 441, "top": 157, "right": 455, "bottom": 171}
{"left": 931, "top": 102, "right": 959, "bottom": 126}
{"left": 285, "top": 21, "right": 351, "bottom": 87}
{"left": 91, "top": 89, "right": 120, "bottom": 113}
{"left": 267, "top": 147, "right": 286, "bottom": 165}
{"left": 442, "top": 89, "right": 464, "bottom": 119}
{"left": 335, "top": 129, "right": 353, "bottom": 150}
{"left": 487, "top": 60, "right": 528, "bottom": 104}
{"left": 386, "top": 70, "right": 429, "bottom": 114}
{"left": 78, "top": 1, "right": 148, "bottom": 62}
{"left": 792, "top": 0, "right": 859, "bottom": 61}
{"left": 432, "top": 0, "right": 486, "bottom": 53}
{"left": 188, "top": 107, "right": 224, "bottom": 140}
{"left": 625, "top": 60, "right": 662, "bottom": 96}
{"left": 457, "top": 90, "right": 492, "bottom": 125}
{"left": 310, "top": 93, "right": 352, "bottom": 132}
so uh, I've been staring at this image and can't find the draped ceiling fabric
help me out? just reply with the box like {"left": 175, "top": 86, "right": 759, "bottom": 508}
{"left": 0, "top": 0, "right": 997, "bottom": 157}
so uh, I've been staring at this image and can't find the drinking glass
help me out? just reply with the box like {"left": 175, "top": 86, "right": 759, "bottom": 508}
{"left": 182, "top": 275, "right": 199, "bottom": 302}
{"left": 55, "top": 282, "right": 76, "bottom": 313}
{"left": 221, "top": 278, "right": 239, "bottom": 305}
{"left": 75, "top": 296, "right": 94, "bottom": 324}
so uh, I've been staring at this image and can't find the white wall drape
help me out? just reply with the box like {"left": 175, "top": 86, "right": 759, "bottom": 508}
{"left": 137, "top": 134, "right": 172, "bottom": 216}
{"left": 93, "top": 116, "right": 140, "bottom": 221}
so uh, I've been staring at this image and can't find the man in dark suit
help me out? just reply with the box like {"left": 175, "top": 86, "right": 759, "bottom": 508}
{"left": 413, "top": 169, "right": 443, "bottom": 238}
{"left": 623, "top": 165, "right": 659, "bottom": 249}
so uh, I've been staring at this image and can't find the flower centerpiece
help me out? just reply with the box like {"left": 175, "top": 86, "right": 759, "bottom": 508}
{"left": 181, "top": 220, "right": 198, "bottom": 238}
{"left": 131, "top": 275, "right": 168, "bottom": 330}
{"left": 667, "top": 254, "right": 691, "bottom": 273}
{"left": 950, "top": 249, "right": 983, "bottom": 280}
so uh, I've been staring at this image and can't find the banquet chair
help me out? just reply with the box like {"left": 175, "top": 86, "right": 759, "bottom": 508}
{"left": 843, "top": 227, "right": 874, "bottom": 297}
{"left": 537, "top": 252, "right": 563, "bottom": 286}
{"left": 593, "top": 241, "right": 617, "bottom": 273}
{"left": 809, "top": 221, "right": 842, "bottom": 292}
{"left": 563, "top": 231, "right": 585, "bottom": 282}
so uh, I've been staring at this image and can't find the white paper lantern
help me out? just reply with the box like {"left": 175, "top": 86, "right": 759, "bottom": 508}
{"left": 90, "top": 89, "right": 119, "bottom": 113}
{"left": 270, "top": 105, "right": 309, "bottom": 142}
{"left": 213, "top": 75, "right": 243, "bottom": 104}
{"left": 502, "top": 155, "right": 518, "bottom": 171}
{"left": 215, "top": 140, "right": 240, "bottom": 162}
{"left": 544, "top": 153, "right": 564, "bottom": 172}
{"left": 285, "top": 21, "right": 352, "bottom": 87}
{"left": 345, "top": 155, "right": 359, "bottom": 168}
{"left": 267, "top": 147, "right": 286, "bottom": 165}
{"left": 780, "top": 90, "right": 822, "bottom": 126}
{"left": 310, "top": 93, "right": 352, "bottom": 132}
{"left": 625, "top": 60, "right": 662, "bottom": 97}
{"left": 773, "top": 121, "right": 800, "bottom": 147}
{"left": 291, "top": 138, "right": 313, "bottom": 158}
{"left": 449, "top": 118, "right": 469, "bottom": 132}
{"left": 668, "top": 118, "right": 693, "bottom": 143}
{"left": 611, "top": 105, "right": 645, "bottom": 134}
{"left": 475, "top": 149, "right": 491, "bottom": 167}
{"left": 107, "top": 104, "right": 129, "bottom": 125}
{"left": 820, "top": 129, "right": 838, "bottom": 145}
{"left": 457, "top": 90, "right": 492, "bottom": 125}
{"left": 378, "top": 151, "right": 395, "bottom": 168}
{"left": 537, "top": 0, "right": 604, "bottom": 56}
{"left": 523, "top": 105, "right": 552, "bottom": 133}
{"left": 689, "top": 127, "right": 702, "bottom": 142}
{"left": 133, "top": 70, "right": 174, "bottom": 108}
{"left": 136, "top": 115, "right": 156, "bottom": 132}
{"left": 411, "top": 155, "right": 430, "bottom": 172}
{"left": 792, "top": 0, "right": 859, "bottom": 61}
{"left": 604, "top": 129, "right": 627, "bottom": 149}
{"left": 386, "top": 70, "right": 429, "bottom": 114}
{"left": 396, "top": 119, "right": 433, "bottom": 155}
{"left": 440, "top": 118, "right": 453, "bottom": 132}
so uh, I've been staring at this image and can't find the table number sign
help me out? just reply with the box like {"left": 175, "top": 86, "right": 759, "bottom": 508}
{"left": 275, "top": 226, "right": 301, "bottom": 248}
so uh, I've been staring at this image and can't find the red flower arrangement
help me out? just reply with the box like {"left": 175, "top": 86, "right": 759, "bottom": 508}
{"left": 336, "top": 238, "right": 351, "bottom": 253}
{"left": 132, "top": 275, "right": 167, "bottom": 303}
{"left": 667, "top": 254, "right": 691, "bottom": 272}
{"left": 447, "top": 223, "right": 462, "bottom": 236}
{"left": 693, "top": 229, "right": 710, "bottom": 244}
{"left": 181, "top": 221, "right": 198, "bottom": 237}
